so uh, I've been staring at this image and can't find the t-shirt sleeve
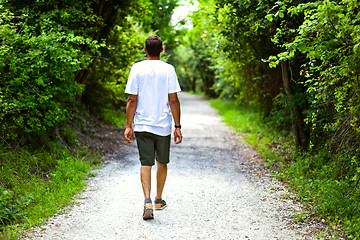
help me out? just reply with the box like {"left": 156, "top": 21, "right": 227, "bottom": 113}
{"left": 168, "top": 67, "right": 181, "bottom": 94}
{"left": 125, "top": 65, "right": 138, "bottom": 95}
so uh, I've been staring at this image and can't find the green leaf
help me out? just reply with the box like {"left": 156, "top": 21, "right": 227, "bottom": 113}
{"left": 266, "top": 14, "right": 274, "bottom": 22}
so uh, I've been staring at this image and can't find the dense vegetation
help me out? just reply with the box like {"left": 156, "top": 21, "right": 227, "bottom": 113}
{"left": 0, "top": 0, "right": 179, "bottom": 238}
{"left": 173, "top": 0, "right": 360, "bottom": 238}
{"left": 2, "top": 0, "right": 360, "bottom": 238}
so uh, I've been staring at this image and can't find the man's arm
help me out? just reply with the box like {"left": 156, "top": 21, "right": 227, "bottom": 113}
{"left": 124, "top": 94, "right": 138, "bottom": 144}
{"left": 169, "top": 93, "right": 182, "bottom": 144}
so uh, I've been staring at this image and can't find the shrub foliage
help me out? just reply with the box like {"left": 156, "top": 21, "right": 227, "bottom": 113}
{"left": 0, "top": 0, "right": 180, "bottom": 236}
{"left": 172, "top": 0, "right": 360, "bottom": 237}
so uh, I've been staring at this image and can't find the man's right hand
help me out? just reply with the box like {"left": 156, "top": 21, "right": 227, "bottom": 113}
{"left": 124, "top": 127, "right": 135, "bottom": 144}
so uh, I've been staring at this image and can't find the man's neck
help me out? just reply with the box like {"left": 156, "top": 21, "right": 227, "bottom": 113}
{"left": 147, "top": 55, "right": 160, "bottom": 60}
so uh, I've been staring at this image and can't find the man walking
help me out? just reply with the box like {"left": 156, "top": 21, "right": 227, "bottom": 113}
{"left": 124, "top": 35, "right": 182, "bottom": 220}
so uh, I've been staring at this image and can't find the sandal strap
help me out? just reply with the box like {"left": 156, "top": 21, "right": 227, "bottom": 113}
{"left": 155, "top": 198, "right": 166, "bottom": 204}
{"left": 144, "top": 198, "right": 152, "bottom": 204}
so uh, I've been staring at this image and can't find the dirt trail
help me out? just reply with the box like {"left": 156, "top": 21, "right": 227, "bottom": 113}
{"left": 27, "top": 93, "right": 326, "bottom": 240}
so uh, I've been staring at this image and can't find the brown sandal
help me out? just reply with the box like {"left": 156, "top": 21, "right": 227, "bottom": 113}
{"left": 154, "top": 198, "right": 167, "bottom": 210}
{"left": 143, "top": 199, "right": 154, "bottom": 220}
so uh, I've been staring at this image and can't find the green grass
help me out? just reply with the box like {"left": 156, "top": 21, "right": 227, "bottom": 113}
{"left": 0, "top": 145, "right": 100, "bottom": 239}
{"left": 282, "top": 151, "right": 360, "bottom": 239}
{"left": 210, "top": 98, "right": 360, "bottom": 239}
{"left": 210, "top": 99, "right": 290, "bottom": 167}
{"left": 100, "top": 108, "right": 126, "bottom": 127}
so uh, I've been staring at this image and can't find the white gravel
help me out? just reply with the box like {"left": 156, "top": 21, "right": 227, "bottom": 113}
{"left": 25, "top": 93, "right": 327, "bottom": 240}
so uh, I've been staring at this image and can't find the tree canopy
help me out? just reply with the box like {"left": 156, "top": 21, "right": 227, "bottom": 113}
{"left": 0, "top": 0, "right": 179, "bottom": 146}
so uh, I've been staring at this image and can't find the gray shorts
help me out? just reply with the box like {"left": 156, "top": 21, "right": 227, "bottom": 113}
{"left": 135, "top": 131, "right": 170, "bottom": 166}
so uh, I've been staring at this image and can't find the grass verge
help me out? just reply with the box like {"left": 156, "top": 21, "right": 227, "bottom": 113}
{"left": 0, "top": 145, "right": 100, "bottom": 239}
{"left": 210, "top": 98, "right": 359, "bottom": 239}
{"left": 209, "top": 99, "right": 291, "bottom": 167}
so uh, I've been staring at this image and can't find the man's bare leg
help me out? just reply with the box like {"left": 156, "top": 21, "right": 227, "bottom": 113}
{"left": 141, "top": 166, "right": 154, "bottom": 219}
{"left": 156, "top": 161, "right": 167, "bottom": 199}
{"left": 141, "top": 166, "right": 152, "bottom": 199}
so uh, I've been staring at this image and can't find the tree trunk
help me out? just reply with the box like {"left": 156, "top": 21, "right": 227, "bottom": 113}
{"left": 281, "top": 60, "right": 307, "bottom": 149}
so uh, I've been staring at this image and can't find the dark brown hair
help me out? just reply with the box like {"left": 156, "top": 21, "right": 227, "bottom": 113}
{"left": 145, "top": 35, "right": 163, "bottom": 57}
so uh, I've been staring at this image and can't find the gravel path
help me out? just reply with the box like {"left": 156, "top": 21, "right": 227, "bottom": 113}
{"left": 26, "top": 93, "right": 326, "bottom": 240}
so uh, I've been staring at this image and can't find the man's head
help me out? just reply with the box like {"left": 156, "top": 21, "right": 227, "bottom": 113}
{"left": 145, "top": 35, "right": 163, "bottom": 57}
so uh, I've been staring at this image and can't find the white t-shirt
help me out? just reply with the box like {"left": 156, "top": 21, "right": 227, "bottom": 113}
{"left": 125, "top": 60, "right": 181, "bottom": 136}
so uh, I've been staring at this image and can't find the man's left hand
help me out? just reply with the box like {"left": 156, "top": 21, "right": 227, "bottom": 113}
{"left": 174, "top": 128, "right": 182, "bottom": 144}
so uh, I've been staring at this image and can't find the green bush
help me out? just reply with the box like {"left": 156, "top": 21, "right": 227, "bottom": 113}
{"left": 0, "top": 189, "right": 32, "bottom": 227}
{"left": 83, "top": 19, "right": 148, "bottom": 122}
{"left": 0, "top": 12, "right": 96, "bottom": 144}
